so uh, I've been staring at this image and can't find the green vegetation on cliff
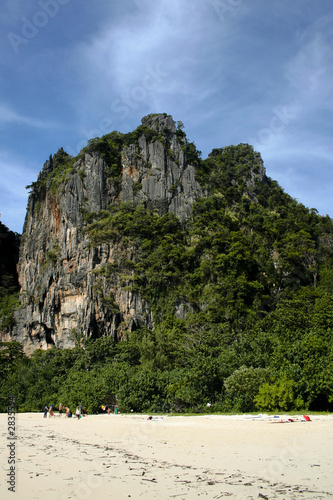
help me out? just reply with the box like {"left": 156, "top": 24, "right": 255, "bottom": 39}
{"left": 0, "top": 223, "right": 20, "bottom": 332}
{"left": 0, "top": 115, "right": 333, "bottom": 412}
{"left": 1, "top": 125, "right": 333, "bottom": 414}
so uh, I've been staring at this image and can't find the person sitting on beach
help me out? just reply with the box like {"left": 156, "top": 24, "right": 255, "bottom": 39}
{"left": 43, "top": 405, "right": 48, "bottom": 418}
{"left": 65, "top": 407, "right": 72, "bottom": 417}
{"left": 59, "top": 403, "right": 63, "bottom": 416}
{"left": 48, "top": 405, "right": 54, "bottom": 417}
{"left": 75, "top": 407, "right": 81, "bottom": 419}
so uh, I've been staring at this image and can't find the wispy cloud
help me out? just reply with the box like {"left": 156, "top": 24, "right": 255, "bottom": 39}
{"left": 56, "top": 0, "right": 228, "bottom": 151}
{"left": 245, "top": 12, "right": 333, "bottom": 175}
{"left": 0, "top": 102, "right": 59, "bottom": 129}
{"left": 285, "top": 26, "right": 333, "bottom": 106}
{"left": 65, "top": 0, "right": 225, "bottom": 121}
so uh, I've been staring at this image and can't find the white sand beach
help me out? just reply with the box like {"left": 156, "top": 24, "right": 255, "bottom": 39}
{"left": 1, "top": 412, "right": 333, "bottom": 499}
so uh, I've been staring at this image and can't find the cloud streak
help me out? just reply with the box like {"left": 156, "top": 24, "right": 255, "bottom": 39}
{"left": 0, "top": 103, "right": 60, "bottom": 129}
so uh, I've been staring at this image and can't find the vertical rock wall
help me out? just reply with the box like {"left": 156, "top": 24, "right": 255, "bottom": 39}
{"left": 11, "top": 114, "right": 203, "bottom": 354}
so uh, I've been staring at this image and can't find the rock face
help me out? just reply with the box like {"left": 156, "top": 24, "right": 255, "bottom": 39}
{"left": 119, "top": 114, "right": 202, "bottom": 219}
{"left": 7, "top": 114, "right": 268, "bottom": 354}
{"left": 10, "top": 114, "right": 205, "bottom": 354}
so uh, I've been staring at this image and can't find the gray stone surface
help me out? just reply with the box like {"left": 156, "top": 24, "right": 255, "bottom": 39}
{"left": 6, "top": 114, "right": 266, "bottom": 354}
{"left": 9, "top": 115, "right": 202, "bottom": 353}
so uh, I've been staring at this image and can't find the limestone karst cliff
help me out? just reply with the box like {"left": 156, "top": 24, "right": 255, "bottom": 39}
{"left": 4, "top": 113, "right": 269, "bottom": 354}
{"left": 9, "top": 115, "right": 201, "bottom": 353}
{"left": 3, "top": 114, "right": 333, "bottom": 415}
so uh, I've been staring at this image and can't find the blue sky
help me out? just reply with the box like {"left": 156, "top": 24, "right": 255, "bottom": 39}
{"left": 1, "top": 0, "right": 332, "bottom": 233}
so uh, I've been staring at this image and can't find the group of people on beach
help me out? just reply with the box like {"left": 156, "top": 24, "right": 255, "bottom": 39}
{"left": 101, "top": 404, "right": 119, "bottom": 415}
{"left": 43, "top": 403, "right": 120, "bottom": 417}
{"left": 43, "top": 403, "right": 86, "bottom": 419}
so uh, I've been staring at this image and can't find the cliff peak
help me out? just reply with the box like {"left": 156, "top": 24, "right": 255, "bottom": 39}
{"left": 141, "top": 113, "right": 176, "bottom": 133}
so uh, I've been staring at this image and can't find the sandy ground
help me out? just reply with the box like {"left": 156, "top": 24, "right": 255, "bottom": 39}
{"left": 0, "top": 412, "right": 333, "bottom": 500}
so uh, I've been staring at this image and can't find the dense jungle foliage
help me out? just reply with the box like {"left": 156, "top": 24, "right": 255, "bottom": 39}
{"left": 0, "top": 222, "right": 20, "bottom": 333}
{"left": 1, "top": 127, "right": 333, "bottom": 414}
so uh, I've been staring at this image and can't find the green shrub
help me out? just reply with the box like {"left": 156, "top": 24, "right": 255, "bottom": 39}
{"left": 224, "top": 365, "right": 269, "bottom": 412}
{"left": 254, "top": 374, "right": 305, "bottom": 411}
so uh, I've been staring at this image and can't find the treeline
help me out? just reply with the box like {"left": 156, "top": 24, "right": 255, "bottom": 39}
{"left": 1, "top": 285, "right": 333, "bottom": 415}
